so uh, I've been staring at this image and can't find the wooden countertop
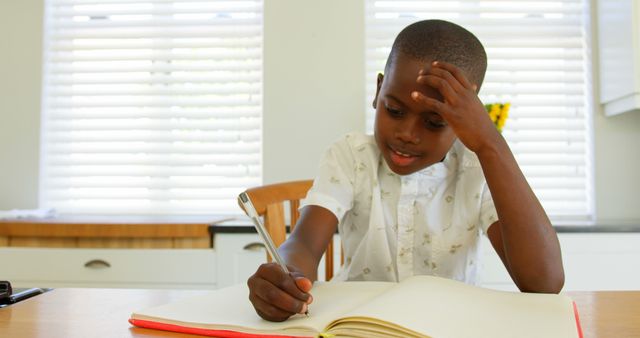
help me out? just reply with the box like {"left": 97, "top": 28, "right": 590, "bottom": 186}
{"left": 0, "top": 216, "right": 234, "bottom": 248}
{"left": 0, "top": 215, "right": 232, "bottom": 238}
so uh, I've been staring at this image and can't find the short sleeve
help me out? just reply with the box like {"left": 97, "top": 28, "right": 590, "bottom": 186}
{"left": 301, "top": 136, "right": 356, "bottom": 221}
{"left": 479, "top": 183, "right": 498, "bottom": 234}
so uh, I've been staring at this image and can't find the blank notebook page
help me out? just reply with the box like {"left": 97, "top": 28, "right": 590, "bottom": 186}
{"left": 339, "top": 276, "right": 577, "bottom": 338}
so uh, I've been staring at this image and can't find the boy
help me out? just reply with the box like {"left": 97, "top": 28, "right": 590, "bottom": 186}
{"left": 247, "top": 19, "right": 565, "bottom": 322}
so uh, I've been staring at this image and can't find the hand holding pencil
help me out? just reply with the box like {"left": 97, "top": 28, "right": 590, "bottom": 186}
{"left": 239, "top": 192, "right": 313, "bottom": 322}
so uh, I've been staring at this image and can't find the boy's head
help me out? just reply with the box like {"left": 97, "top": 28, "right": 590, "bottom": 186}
{"left": 385, "top": 19, "right": 487, "bottom": 88}
{"left": 373, "top": 20, "right": 487, "bottom": 175}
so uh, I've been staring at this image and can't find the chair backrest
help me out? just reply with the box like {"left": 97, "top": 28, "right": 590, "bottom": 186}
{"left": 239, "top": 179, "right": 337, "bottom": 281}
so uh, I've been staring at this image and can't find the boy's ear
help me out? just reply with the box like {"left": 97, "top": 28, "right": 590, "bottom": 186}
{"left": 372, "top": 73, "right": 384, "bottom": 109}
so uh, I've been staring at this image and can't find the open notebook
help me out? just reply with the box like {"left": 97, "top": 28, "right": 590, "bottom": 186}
{"left": 129, "top": 275, "right": 582, "bottom": 338}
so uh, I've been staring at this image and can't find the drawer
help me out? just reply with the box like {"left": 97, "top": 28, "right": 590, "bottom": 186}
{"left": 0, "top": 248, "right": 216, "bottom": 288}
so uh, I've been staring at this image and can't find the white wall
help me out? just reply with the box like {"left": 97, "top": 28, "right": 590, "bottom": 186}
{"left": 0, "top": 0, "right": 638, "bottom": 225}
{"left": 593, "top": 109, "right": 640, "bottom": 222}
{"left": 263, "top": 0, "right": 365, "bottom": 184}
{"left": 0, "top": 0, "right": 43, "bottom": 209}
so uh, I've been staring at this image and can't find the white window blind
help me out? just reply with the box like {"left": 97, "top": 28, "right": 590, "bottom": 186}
{"left": 40, "top": 0, "right": 263, "bottom": 215}
{"left": 365, "top": 0, "right": 593, "bottom": 223}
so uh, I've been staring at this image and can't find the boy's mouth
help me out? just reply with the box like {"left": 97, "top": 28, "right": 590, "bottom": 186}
{"left": 388, "top": 145, "right": 420, "bottom": 167}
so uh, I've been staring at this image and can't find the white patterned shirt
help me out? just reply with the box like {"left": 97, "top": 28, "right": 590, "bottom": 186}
{"left": 301, "top": 132, "right": 498, "bottom": 284}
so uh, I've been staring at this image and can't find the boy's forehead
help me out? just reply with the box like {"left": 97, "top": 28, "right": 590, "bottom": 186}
{"left": 382, "top": 55, "right": 444, "bottom": 102}
{"left": 383, "top": 57, "right": 430, "bottom": 89}
{"left": 388, "top": 54, "right": 430, "bottom": 74}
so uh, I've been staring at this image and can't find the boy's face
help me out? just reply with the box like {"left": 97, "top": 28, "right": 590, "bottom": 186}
{"left": 373, "top": 54, "right": 457, "bottom": 176}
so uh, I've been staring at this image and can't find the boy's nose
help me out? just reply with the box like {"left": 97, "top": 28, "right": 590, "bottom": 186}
{"left": 395, "top": 118, "right": 421, "bottom": 144}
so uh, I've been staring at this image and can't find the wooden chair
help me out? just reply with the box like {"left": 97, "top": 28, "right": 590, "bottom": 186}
{"left": 238, "top": 180, "right": 337, "bottom": 281}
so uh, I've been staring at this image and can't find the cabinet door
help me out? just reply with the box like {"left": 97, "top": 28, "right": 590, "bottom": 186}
{"left": 598, "top": 0, "right": 640, "bottom": 115}
{"left": 478, "top": 233, "right": 640, "bottom": 291}
{"left": 0, "top": 248, "right": 217, "bottom": 289}
{"left": 214, "top": 234, "right": 343, "bottom": 288}
{"left": 215, "top": 234, "right": 266, "bottom": 288}
{"left": 478, "top": 237, "right": 515, "bottom": 291}
{"left": 559, "top": 233, "right": 640, "bottom": 291}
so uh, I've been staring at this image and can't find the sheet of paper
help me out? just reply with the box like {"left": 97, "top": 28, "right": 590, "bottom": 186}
{"left": 337, "top": 276, "right": 578, "bottom": 338}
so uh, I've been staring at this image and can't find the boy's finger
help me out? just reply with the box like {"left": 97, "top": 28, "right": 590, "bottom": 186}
{"left": 291, "top": 275, "right": 313, "bottom": 304}
{"left": 250, "top": 277, "right": 309, "bottom": 315}
{"left": 432, "top": 61, "right": 474, "bottom": 90}
{"left": 417, "top": 75, "right": 458, "bottom": 105}
{"left": 294, "top": 277, "right": 313, "bottom": 294}
{"left": 421, "top": 66, "right": 465, "bottom": 93}
{"left": 277, "top": 273, "right": 312, "bottom": 303}
{"left": 411, "top": 91, "right": 452, "bottom": 118}
{"left": 256, "top": 264, "right": 311, "bottom": 303}
{"left": 249, "top": 291, "right": 297, "bottom": 322}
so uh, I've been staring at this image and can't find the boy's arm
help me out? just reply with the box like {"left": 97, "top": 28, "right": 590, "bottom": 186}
{"left": 247, "top": 205, "right": 338, "bottom": 321}
{"left": 478, "top": 140, "right": 565, "bottom": 293}
{"left": 413, "top": 61, "right": 564, "bottom": 293}
{"left": 279, "top": 205, "right": 339, "bottom": 281}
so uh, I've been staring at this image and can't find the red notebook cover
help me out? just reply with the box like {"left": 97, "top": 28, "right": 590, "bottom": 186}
{"left": 573, "top": 301, "right": 584, "bottom": 338}
{"left": 129, "top": 318, "right": 313, "bottom": 338}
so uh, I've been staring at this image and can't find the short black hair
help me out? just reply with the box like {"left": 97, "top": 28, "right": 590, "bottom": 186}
{"left": 385, "top": 19, "right": 487, "bottom": 88}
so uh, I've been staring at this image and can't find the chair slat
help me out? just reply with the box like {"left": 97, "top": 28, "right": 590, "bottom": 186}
{"left": 265, "top": 203, "right": 286, "bottom": 247}
{"left": 290, "top": 199, "right": 300, "bottom": 232}
{"left": 325, "top": 239, "right": 334, "bottom": 280}
{"left": 240, "top": 179, "right": 338, "bottom": 281}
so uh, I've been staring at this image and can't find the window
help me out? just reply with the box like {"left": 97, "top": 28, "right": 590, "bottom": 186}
{"left": 365, "top": 0, "right": 593, "bottom": 223}
{"left": 40, "top": 0, "right": 263, "bottom": 215}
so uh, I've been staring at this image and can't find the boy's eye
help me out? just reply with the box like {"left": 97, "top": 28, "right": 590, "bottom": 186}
{"left": 425, "top": 119, "right": 446, "bottom": 129}
{"left": 385, "top": 105, "right": 403, "bottom": 117}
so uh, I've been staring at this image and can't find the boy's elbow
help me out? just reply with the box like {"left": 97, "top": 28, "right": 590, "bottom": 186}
{"left": 521, "top": 277, "right": 564, "bottom": 294}
{"left": 518, "top": 268, "right": 565, "bottom": 294}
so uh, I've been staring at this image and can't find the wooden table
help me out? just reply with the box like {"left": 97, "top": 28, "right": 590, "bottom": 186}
{"left": 566, "top": 291, "right": 640, "bottom": 338}
{"left": 0, "top": 288, "right": 638, "bottom": 337}
{"left": 0, "top": 288, "right": 207, "bottom": 338}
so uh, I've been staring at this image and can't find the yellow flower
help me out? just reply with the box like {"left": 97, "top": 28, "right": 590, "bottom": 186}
{"left": 496, "top": 104, "right": 509, "bottom": 132}
{"left": 485, "top": 102, "right": 510, "bottom": 133}
{"left": 489, "top": 104, "right": 500, "bottom": 123}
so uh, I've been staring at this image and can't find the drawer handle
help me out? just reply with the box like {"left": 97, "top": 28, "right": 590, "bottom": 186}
{"left": 84, "top": 259, "right": 111, "bottom": 269}
{"left": 243, "top": 242, "right": 265, "bottom": 251}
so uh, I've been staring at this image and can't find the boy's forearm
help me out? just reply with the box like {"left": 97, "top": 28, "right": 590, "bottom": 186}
{"left": 279, "top": 239, "right": 322, "bottom": 282}
{"left": 476, "top": 137, "right": 565, "bottom": 293}
{"left": 276, "top": 206, "right": 338, "bottom": 283}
